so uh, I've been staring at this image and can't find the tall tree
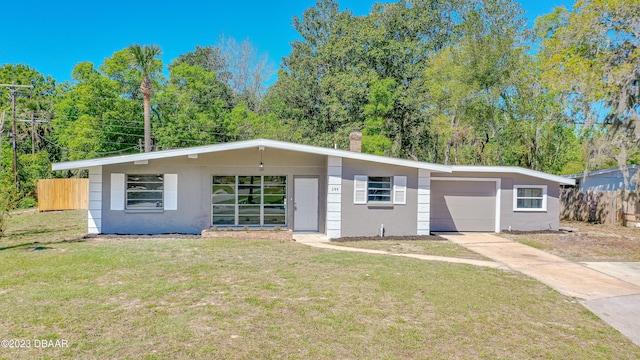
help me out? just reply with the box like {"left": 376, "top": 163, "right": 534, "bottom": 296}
{"left": 53, "top": 51, "right": 144, "bottom": 161}
{"left": 128, "top": 44, "right": 162, "bottom": 152}
{"left": 155, "top": 62, "right": 232, "bottom": 148}
{"left": 268, "top": 0, "right": 464, "bottom": 152}
{"left": 0, "top": 64, "right": 56, "bottom": 205}
{"left": 537, "top": 0, "right": 640, "bottom": 174}
{"left": 218, "top": 36, "right": 274, "bottom": 112}
{"left": 362, "top": 78, "right": 396, "bottom": 155}
{"left": 169, "top": 45, "right": 228, "bottom": 78}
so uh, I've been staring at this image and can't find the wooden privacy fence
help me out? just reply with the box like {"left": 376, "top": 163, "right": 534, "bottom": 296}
{"left": 560, "top": 188, "right": 640, "bottom": 225}
{"left": 37, "top": 178, "right": 89, "bottom": 211}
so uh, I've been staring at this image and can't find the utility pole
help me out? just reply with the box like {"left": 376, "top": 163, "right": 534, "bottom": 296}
{"left": 1, "top": 84, "right": 33, "bottom": 190}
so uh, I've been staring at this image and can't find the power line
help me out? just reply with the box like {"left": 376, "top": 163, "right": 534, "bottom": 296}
{"left": 50, "top": 123, "right": 232, "bottom": 146}
{"left": 49, "top": 118, "right": 232, "bottom": 139}
{"left": 37, "top": 133, "right": 140, "bottom": 151}
{"left": 17, "top": 119, "right": 49, "bottom": 123}
{"left": 51, "top": 123, "right": 145, "bottom": 138}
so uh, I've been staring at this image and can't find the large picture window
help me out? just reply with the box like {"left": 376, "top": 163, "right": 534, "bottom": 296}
{"left": 513, "top": 185, "right": 547, "bottom": 211}
{"left": 126, "top": 174, "right": 164, "bottom": 209}
{"left": 212, "top": 175, "right": 286, "bottom": 226}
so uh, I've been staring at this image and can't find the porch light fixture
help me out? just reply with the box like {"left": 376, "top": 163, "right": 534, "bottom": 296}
{"left": 259, "top": 145, "right": 265, "bottom": 171}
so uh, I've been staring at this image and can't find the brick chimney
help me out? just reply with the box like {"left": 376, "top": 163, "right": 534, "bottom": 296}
{"left": 349, "top": 131, "right": 362, "bottom": 152}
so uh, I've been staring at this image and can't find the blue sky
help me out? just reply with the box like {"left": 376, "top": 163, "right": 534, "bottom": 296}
{"left": 2, "top": 0, "right": 574, "bottom": 83}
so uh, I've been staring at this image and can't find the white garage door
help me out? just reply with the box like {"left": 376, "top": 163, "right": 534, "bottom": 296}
{"left": 431, "top": 180, "right": 496, "bottom": 232}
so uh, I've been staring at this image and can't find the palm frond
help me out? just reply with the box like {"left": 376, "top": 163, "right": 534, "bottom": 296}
{"left": 128, "top": 44, "right": 162, "bottom": 75}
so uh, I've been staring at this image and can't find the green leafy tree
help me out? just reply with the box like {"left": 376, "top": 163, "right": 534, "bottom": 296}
{"left": 362, "top": 78, "right": 395, "bottom": 155}
{"left": 537, "top": 0, "right": 640, "bottom": 174}
{"left": 155, "top": 62, "right": 231, "bottom": 148}
{"left": 424, "top": 46, "right": 476, "bottom": 164}
{"left": 225, "top": 103, "right": 292, "bottom": 141}
{"left": 267, "top": 0, "right": 464, "bottom": 154}
{"left": 0, "top": 191, "right": 10, "bottom": 237}
{"left": 0, "top": 64, "right": 56, "bottom": 206}
{"left": 423, "top": 0, "right": 530, "bottom": 166}
{"left": 169, "top": 45, "right": 229, "bottom": 78}
{"left": 54, "top": 59, "right": 141, "bottom": 160}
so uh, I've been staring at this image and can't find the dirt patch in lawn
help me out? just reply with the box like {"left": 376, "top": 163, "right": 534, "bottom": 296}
{"left": 332, "top": 235, "right": 445, "bottom": 242}
{"left": 330, "top": 236, "right": 488, "bottom": 261}
{"left": 499, "top": 221, "right": 640, "bottom": 262}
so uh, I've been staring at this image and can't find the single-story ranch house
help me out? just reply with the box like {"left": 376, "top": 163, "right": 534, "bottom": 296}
{"left": 52, "top": 137, "right": 575, "bottom": 238}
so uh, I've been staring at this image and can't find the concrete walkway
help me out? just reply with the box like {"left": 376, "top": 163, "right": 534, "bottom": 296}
{"left": 294, "top": 232, "right": 640, "bottom": 346}
{"left": 437, "top": 232, "right": 640, "bottom": 347}
{"left": 293, "top": 233, "right": 506, "bottom": 269}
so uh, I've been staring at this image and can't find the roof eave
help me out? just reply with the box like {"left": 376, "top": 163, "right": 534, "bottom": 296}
{"left": 563, "top": 165, "right": 640, "bottom": 179}
{"left": 52, "top": 139, "right": 452, "bottom": 173}
{"left": 451, "top": 165, "right": 576, "bottom": 185}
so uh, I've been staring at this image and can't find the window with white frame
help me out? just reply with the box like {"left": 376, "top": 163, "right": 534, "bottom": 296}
{"left": 110, "top": 173, "right": 177, "bottom": 211}
{"left": 354, "top": 175, "right": 406, "bottom": 205}
{"left": 368, "top": 176, "right": 392, "bottom": 202}
{"left": 126, "top": 174, "right": 164, "bottom": 209}
{"left": 513, "top": 185, "right": 547, "bottom": 211}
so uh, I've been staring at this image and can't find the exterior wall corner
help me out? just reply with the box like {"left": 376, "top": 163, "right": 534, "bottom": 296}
{"left": 326, "top": 156, "right": 342, "bottom": 239}
{"left": 417, "top": 169, "right": 431, "bottom": 235}
{"left": 88, "top": 166, "right": 103, "bottom": 234}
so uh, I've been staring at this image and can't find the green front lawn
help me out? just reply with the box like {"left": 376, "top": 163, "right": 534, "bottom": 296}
{"left": 0, "top": 211, "right": 638, "bottom": 359}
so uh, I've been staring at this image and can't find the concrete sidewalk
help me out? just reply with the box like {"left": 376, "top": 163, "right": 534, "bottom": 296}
{"left": 293, "top": 233, "right": 505, "bottom": 269}
{"left": 437, "top": 232, "right": 640, "bottom": 347}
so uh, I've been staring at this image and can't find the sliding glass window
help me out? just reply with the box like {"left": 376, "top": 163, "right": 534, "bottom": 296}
{"left": 212, "top": 176, "right": 286, "bottom": 226}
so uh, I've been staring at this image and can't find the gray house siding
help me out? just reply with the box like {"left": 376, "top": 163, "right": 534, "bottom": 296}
{"left": 101, "top": 148, "right": 327, "bottom": 234}
{"left": 431, "top": 172, "right": 561, "bottom": 231}
{"left": 500, "top": 174, "right": 560, "bottom": 231}
{"left": 340, "top": 159, "right": 418, "bottom": 237}
{"left": 54, "top": 139, "right": 573, "bottom": 236}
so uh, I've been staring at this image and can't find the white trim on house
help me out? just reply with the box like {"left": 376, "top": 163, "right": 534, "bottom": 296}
{"left": 164, "top": 174, "right": 178, "bottom": 211}
{"left": 513, "top": 184, "right": 547, "bottom": 212}
{"left": 354, "top": 175, "right": 406, "bottom": 205}
{"left": 88, "top": 166, "right": 102, "bottom": 234}
{"left": 431, "top": 177, "right": 501, "bottom": 233}
{"left": 417, "top": 169, "right": 431, "bottom": 235}
{"left": 353, "top": 175, "right": 368, "bottom": 204}
{"left": 52, "top": 139, "right": 452, "bottom": 173}
{"left": 393, "top": 176, "right": 407, "bottom": 205}
{"left": 327, "top": 156, "right": 342, "bottom": 239}
{"left": 110, "top": 173, "right": 125, "bottom": 211}
{"left": 451, "top": 166, "right": 575, "bottom": 186}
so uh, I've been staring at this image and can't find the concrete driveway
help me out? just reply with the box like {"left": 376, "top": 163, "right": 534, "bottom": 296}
{"left": 437, "top": 232, "right": 640, "bottom": 347}
{"left": 582, "top": 262, "right": 640, "bottom": 288}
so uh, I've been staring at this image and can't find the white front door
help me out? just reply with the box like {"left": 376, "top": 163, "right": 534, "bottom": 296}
{"left": 294, "top": 177, "right": 318, "bottom": 231}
